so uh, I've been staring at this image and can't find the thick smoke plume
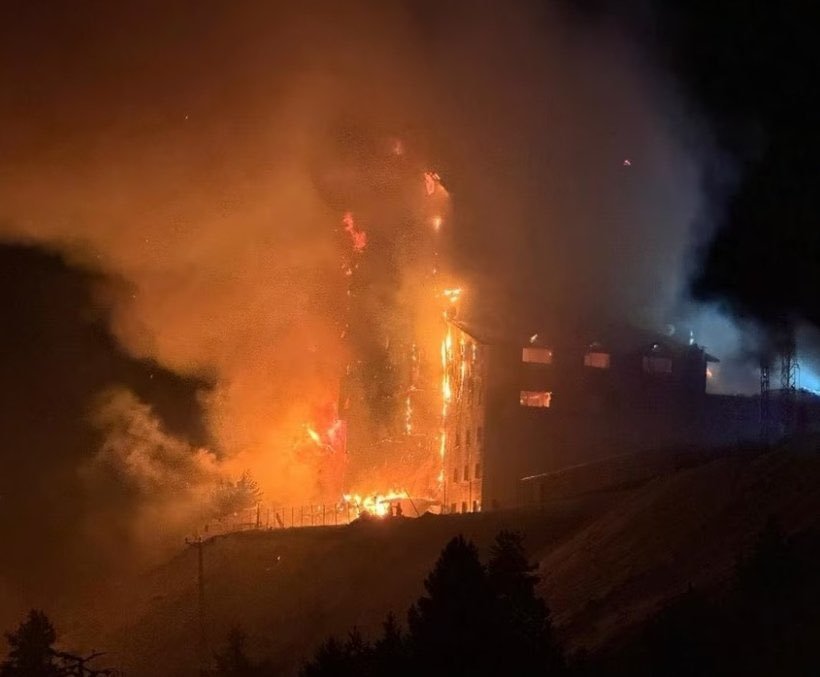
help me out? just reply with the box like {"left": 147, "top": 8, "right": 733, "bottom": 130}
{"left": 82, "top": 388, "right": 223, "bottom": 560}
{"left": 0, "top": 0, "right": 724, "bottom": 591}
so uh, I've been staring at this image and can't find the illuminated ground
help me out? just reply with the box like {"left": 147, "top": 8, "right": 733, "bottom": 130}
{"left": 63, "top": 444, "right": 820, "bottom": 676}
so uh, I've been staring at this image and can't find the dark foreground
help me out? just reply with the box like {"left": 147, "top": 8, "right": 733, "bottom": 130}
{"left": 9, "top": 444, "right": 820, "bottom": 675}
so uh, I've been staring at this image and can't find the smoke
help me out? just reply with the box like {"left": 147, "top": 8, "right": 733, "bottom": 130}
{"left": 638, "top": 0, "right": 820, "bottom": 391}
{"left": 0, "top": 0, "right": 740, "bottom": 554}
{"left": 81, "top": 387, "right": 223, "bottom": 561}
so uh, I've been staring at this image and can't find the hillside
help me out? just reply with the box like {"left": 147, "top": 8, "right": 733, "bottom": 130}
{"left": 61, "top": 446, "right": 820, "bottom": 676}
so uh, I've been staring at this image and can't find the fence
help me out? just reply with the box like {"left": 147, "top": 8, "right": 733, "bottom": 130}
{"left": 195, "top": 495, "right": 437, "bottom": 537}
{"left": 197, "top": 501, "right": 371, "bottom": 537}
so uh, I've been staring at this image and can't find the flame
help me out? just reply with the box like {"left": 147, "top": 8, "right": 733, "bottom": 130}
{"left": 342, "top": 212, "right": 367, "bottom": 252}
{"left": 304, "top": 417, "right": 346, "bottom": 453}
{"left": 404, "top": 394, "right": 413, "bottom": 435}
{"left": 343, "top": 490, "right": 409, "bottom": 518}
{"left": 442, "top": 287, "right": 462, "bottom": 305}
{"left": 432, "top": 215, "right": 443, "bottom": 231}
{"left": 306, "top": 427, "right": 322, "bottom": 446}
{"left": 424, "top": 171, "right": 441, "bottom": 196}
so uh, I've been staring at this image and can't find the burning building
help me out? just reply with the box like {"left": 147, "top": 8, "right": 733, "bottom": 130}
{"left": 437, "top": 318, "right": 796, "bottom": 513}
{"left": 310, "top": 130, "right": 455, "bottom": 508}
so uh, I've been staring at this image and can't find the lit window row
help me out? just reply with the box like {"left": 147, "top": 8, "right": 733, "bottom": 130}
{"left": 522, "top": 347, "right": 610, "bottom": 369}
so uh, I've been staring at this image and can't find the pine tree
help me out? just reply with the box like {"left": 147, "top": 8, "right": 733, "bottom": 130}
{"left": 487, "top": 530, "right": 564, "bottom": 674}
{"left": 300, "top": 637, "right": 357, "bottom": 677}
{"left": 407, "top": 535, "right": 499, "bottom": 675}
{"left": 371, "top": 613, "right": 407, "bottom": 676}
{"left": 1, "top": 610, "right": 60, "bottom": 677}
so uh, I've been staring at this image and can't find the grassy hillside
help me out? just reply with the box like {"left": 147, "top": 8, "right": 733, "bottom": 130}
{"left": 61, "top": 446, "right": 820, "bottom": 676}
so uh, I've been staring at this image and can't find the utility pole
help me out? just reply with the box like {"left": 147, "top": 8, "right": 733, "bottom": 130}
{"left": 760, "top": 357, "right": 770, "bottom": 446}
{"left": 186, "top": 536, "right": 207, "bottom": 675}
{"left": 780, "top": 341, "right": 798, "bottom": 436}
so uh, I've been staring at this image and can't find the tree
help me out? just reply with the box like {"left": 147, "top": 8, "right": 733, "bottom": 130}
{"left": 2, "top": 610, "right": 118, "bottom": 677}
{"left": 299, "top": 630, "right": 372, "bottom": 677}
{"left": 1, "top": 610, "right": 60, "bottom": 677}
{"left": 211, "top": 471, "right": 263, "bottom": 518}
{"left": 371, "top": 613, "right": 406, "bottom": 673}
{"left": 407, "top": 535, "right": 499, "bottom": 675}
{"left": 300, "top": 532, "right": 568, "bottom": 676}
{"left": 488, "top": 530, "right": 564, "bottom": 674}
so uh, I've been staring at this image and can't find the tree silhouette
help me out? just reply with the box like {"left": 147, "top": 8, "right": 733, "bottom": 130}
{"left": 407, "top": 535, "right": 499, "bottom": 675}
{"left": 371, "top": 613, "right": 407, "bottom": 674}
{"left": 1, "top": 610, "right": 118, "bottom": 677}
{"left": 1, "top": 610, "right": 60, "bottom": 677}
{"left": 300, "top": 532, "right": 567, "bottom": 676}
{"left": 300, "top": 630, "right": 372, "bottom": 677}
{"left": 211, "top": 471, "right": 263, "bottom": 519}
{"left": 488, "top": 530, "right": 564, "bottom": 675}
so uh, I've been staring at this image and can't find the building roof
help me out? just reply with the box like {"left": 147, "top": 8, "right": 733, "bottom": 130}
{"left": 450, "top": 317, "right": 720, "bottom": 362}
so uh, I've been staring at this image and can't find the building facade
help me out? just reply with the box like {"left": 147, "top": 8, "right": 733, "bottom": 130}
{"left": 440, "top": 320, "right": 765, "bottom": 512}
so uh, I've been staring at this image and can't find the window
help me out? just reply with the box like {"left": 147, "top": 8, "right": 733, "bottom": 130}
{"left": 520, "top": 391, "right": 552, "bottom": 408}
{"left": 461, "top": 502, "right": 468, "bottom": 513}
{"left": 584, "top": 351, "right": 611, "bottom": 369}
{"left": 465, "top": 430, "right": 471, "bottom": 448}
{"left": 473, "top": 500, "right": 479, "bottom": 513}
{"left": 463, "top": 464, "right": 469, "bottom": 481}
{"left": 453, "top": 467, "right": 459, "bottom": 482}
{"left": 455, "top": 431, "right": 460, "bottom": 447}
{"left": 522, "top": 347, "right": 553, "bottom": 364}
{"left": 475, "top": 462, "right": 481, "bottom": 479}
{"left": 643, "top": 356, "right": 672, "bottom": 375}
{"left": 450, "top": 503, "right": 457, "bottom": 514}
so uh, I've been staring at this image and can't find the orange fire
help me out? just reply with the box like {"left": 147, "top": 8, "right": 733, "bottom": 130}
{"left": 342, "top": 212, "right": 367, "bottom": 253}
{"left": 424, "top": 171, "right": 441, "bottom": 196}
{"left": 306, "top": 426, "right": 322, "bottom": 446}
{"left": 343, "top": 490, "right": 409, "bottom": 518}
{"left": 442, "top": 287, "right": 462, "bottom": 305}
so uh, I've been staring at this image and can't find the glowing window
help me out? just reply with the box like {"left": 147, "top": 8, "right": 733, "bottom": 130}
{"left": 522, "top": 347, "right": 553, "bottom": 364}
{"left": 520, "top": 391, "right": 552, "bottom": 408}
{"left": 584, "top": 352, "right": 611, "bottom": 369}
{"left": 643, "top": 356, "right": 672, "bottom": 375}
